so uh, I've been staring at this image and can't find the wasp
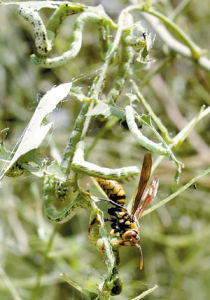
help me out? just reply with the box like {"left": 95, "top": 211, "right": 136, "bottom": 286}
{"left": 95, "top": 152, "right": 159, "bottom": 270}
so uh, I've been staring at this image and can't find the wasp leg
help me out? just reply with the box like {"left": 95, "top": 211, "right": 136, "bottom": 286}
{"left": 112, "top": 239, "right": 131, "bottom": 245}
{"left": 112, "top": 240, "right": 144, "bottom": 270}
{"left": 104, "top": 217, "right": 116, "bottom": 222}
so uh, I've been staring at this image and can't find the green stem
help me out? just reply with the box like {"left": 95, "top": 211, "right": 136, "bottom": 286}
{"left": 61, "top": 102, "right": 90, "bottom": 175}
{"left": 131, "top": 79, "right": 172, "bottom": 143}
{"left": 107, "top": 28, "right": 134, "bottom": 103}
{"left": 0, "top": 268, "right": 22, "bottom": 300}
{"left": 123, "top": 4, "right": 207, "bottom": 63}
{"left": 142, "top": 167, "right": 210, "bottom": 217}
{"left": 142, "top": 13, "right": 210, "bottom": 72}
{"left": 131, "top": 284, "right": 158, "bottom": 300}
{"left": 170, "top": 0, "right": 192, "bottom": 21}
{"left": 61, "top": 273, "right": 97, "bottom": 299}
{"left": 30, "top": 224, "right": 58, "bottom": 300}
{"left": 147, "top": 9, "right": 202, "bottom": 59}
{"left": 87, "top": 195, "right": 120, "bottom": 298}
{"left": 172, "top": 106, "right": 210, "bottom": 148}
{"left": 98, "top": 22, "right": 110, "bottom": 60}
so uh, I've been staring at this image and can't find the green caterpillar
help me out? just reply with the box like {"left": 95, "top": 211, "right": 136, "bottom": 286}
{"left": 43, "top": 175, "right": 89, "bottom": 223}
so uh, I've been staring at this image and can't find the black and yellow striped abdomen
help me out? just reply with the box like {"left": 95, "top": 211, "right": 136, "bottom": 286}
{"left": 93, "top": 153, "right": 158, "bottom": 271}
{"left": 95, "top": 177, "right": 139, "bottom": 238}
{"left": 95, "top": 178, "right": 126, "bottom": 206}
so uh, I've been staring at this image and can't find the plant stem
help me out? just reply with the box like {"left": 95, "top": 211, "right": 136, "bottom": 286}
{"left": 131, "top": 79, "right": 172, "bottom": 143}
{"left": 148, "top": 9, "right": 202, "bottom": 59}
{"left": 30, "top": 224, "right": 58, "bottom": 300}
{"left": 131, "top": 284, "right": 158, "bottom": 300}
{"left": 142, "top": 167, "right": 210, "bottom": 217}
{"left": 170, "top": 0, "right": 192, "bottom": 21}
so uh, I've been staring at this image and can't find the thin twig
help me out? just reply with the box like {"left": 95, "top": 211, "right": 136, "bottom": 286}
{"left": 30, "top": 224, "right": 58, "bottom": 300}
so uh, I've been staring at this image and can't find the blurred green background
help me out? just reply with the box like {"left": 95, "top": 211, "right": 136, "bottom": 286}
{"left": 0, "top": 1, "right": 210, "bottom": 299}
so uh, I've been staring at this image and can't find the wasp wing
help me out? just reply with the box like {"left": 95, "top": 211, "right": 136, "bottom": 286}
{"left": 135, "top": 177, "right": 159, "bottom": 220}
{"left": 131, "top": 152, "right": 152, "bottom": 218}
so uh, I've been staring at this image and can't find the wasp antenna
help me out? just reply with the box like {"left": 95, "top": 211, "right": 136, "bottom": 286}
{"left": 135, "top": 244, "right": 144, "bottom": 270}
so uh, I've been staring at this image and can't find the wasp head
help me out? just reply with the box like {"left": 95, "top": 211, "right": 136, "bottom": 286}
{"left": 122, "top": 230, "right": 140, "bottom": 245}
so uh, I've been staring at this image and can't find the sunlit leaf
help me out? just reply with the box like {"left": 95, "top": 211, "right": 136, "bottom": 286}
{"left": 0, "top": 83, "right": 72, "bottom": 180}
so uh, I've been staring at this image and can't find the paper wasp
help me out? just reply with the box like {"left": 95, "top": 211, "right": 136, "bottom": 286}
{"left": 93, "top": 152, "right": 159, "bottom": 270}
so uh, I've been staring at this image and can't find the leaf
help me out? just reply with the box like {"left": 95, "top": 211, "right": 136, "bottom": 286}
{"left": 126, "top": 92, "right": 138, "bottom": 105}
{"left": 87, "top": 103, "right": 125, "bottom": 119}
{"left": 0, "top": 83, "right": 72, "bottom": 181}
{"left": 140, "top": 114, "right": 152, "bottom": 126}
{"left": 87, "top": 103, "right": 111, "bottom": 117}
{"left": 24, "top": 159, "right": 67, "bottom": 180}
{"left": 1, "top": 1, "right": 85, "bottom": 11}
{"left": 0, "top": 144, "right": 11, "bottom": 162}
{"left": 136, "top": 32, "right": 155, "bottom": 64}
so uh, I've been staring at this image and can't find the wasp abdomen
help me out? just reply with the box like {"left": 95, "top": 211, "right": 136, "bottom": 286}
{"left": 95, "top": 178, "right": 126, "bottom": 206}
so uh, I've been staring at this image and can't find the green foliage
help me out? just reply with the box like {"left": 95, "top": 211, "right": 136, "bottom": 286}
{"left": 0, "top": 0, "right": 210, "bottom": 299}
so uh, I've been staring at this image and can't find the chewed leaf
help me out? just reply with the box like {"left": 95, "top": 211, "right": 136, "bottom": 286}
{"left": 0, "top": 1, "right": 82, "bottom": 11}
{"left": 126, "top": 92, "right": 138, "bottom": 105}
{"left": 87, "top": 103, "right": 111, "bottom": 117}
{"left": 140, "top": 114, "right": 152, "bottom": 127}
{"left": 87, "top": 103, "right": 125, "bottom": 119}
{"left": 0, "top": 83, "right": 72, "bottom": 181}
{"left": 24, "top": 159, "right": 67, "bottom": 181}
